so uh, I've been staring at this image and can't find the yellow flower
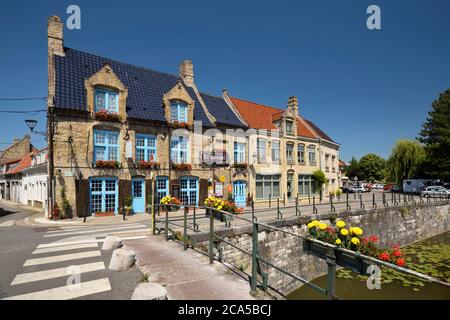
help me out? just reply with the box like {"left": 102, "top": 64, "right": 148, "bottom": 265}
{"left": 335, "top": 239, "right": 342, "bottom": 245}
{"left": 340, "top": 228, "right": 349, "bottom": 236}
{"left": 351, "top": 227, "right": 363, "bottom": 236}
{"left": 217, "top": 206, "right": 223, "bottom": 210}
{"left": 351, "top": 237, "right": 360, "bottom": 245}
{"left": 307, "top": 222, "right": 314, "bottom": 229}
{"left": 336, "top": 221, "right": 346, "bottom": 229}
{"left": 318, "top": 223, "right": 327, "bottom": 231}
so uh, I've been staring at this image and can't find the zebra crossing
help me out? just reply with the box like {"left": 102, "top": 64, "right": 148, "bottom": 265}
{"left": 2, "top": 222, "right": 149, "bottom": 300}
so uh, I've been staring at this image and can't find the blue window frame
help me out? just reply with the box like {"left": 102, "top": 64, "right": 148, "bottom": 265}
{"left": 156, "top": 176, "right": 169, "bottom": 204}
{"left": 94, "top": 88, "right": 119, "bottom": 113}
{"left": 234, "top": 142, "right": 245, "bottom": 164}
{"left": 180, "top": 177, "right": 198, "bottom": 206}
{"left": 89, "top": 177, "right": 118, "bottom": 214}
{"left": 171, "top": 136, "right": 189, "bottom": 164}
{"left": 94, "top": 130, "right": 119, "bottom": 163}
{"left": 136, "top": 134, "right": 157, "bottom": 162}
{"left": 170, "top": 101, "right": 188, "bottom": 123}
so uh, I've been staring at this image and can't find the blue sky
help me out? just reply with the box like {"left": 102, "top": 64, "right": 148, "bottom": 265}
{"left": 0, "top": 0, "right": 449, "bottom": 161}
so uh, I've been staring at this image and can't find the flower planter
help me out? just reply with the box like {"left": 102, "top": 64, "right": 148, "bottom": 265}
{"left": 303, "top": 238, "right": 373, "bottom": 276}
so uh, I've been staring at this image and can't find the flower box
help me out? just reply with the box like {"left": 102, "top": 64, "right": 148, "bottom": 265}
{"left": 303, "top": 238, "right": 373, "bottom": 276}
{"left": 95, "top": 160, "right": 120, "bottom": 169}
{"left": 171, "top": 121, "right": 193, "bottom": 130}
{"left": 205, "top": 208, "right": 234, "bottom": 223}
{"left": 94, "top": 110, "right": 121, "bottom": 123}
{"left": 138, "top": 161, "right": 160, "bottom": 169}
{"left": 171, "top": 163, "right": 192, "bottom": 171}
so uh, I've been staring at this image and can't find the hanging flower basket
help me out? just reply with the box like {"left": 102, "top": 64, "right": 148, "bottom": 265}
{"left": 304, "top": 219, "right": 406, "bottom": 275}
{"left": 160, "top": 196, "right": 181, "bottom": 212}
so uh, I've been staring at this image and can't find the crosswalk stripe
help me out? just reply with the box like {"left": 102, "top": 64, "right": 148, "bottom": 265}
{"left": 32, "top": 243, "right": 99, "bottom": 255}
{"left": 2, "top": 278, "right": 111, "bottom": 300}
{"left": 44, "top": 225, "right": 147, "bottom": 238}
{"left": 23, "top": 251, "right": 101, "bottom": 267}
{"left": 46, "top": 223, "right": 142, "bottom": 233}
{"left": 36, "top": 235, "right": 147, "bottom": 249}
{"left": 11, "top": 262, "right": 106, "bottom": 285}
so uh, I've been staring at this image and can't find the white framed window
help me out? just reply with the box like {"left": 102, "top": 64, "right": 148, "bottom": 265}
{"left": 298, "top": 144, "right": 305, "bottom": 163}
{"left": 257, "top": 138, "right": 266, "bottom": 163}
{"left": 308, "top": 145, "right": 316, "bottom": 166}
{"left": 234, "top": 142, "right": 245, "bottom": 164}
{"left": 271, "top": 140, "right": 280, "bottom": 163}
{"left": 256, "top": 175, "right": 280, "bottom": 199}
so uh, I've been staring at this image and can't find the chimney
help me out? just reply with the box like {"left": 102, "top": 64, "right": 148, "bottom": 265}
{"left": 47, "top": 15, "right": 64, "bottom": 56}
{"left": 179, "top": 60, "right": 194, "bottom": 87}
{"left": 288, "top": 96, "right": 299, "bottom": 116}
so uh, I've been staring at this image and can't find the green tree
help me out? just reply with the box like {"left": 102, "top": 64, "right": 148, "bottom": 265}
{"left": 386, "top": 140, "right": 425, "bottom": 184}
{"left": 312, "top": 170, "right": 327, "bottom": 200}
{"left": 357, "top": 154, "right": 386, "bottom": 182}
{"left": 344, "top": 157, "right": 359, "bottom": 180}
{"left": 418, "top": 89, "right": 450, "bottom": 181}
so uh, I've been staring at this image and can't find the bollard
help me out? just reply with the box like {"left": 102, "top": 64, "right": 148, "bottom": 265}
{"left": 122, "top": 200, "right": 126, "bottom": 221}
{"left": 373, "top": 193, "right": 377, "bottom": 209}
{"left": 250, "top": 222, "right": 258, "bottom": 292}
{"left": 283, "top": 193, "right": 286, "bottom": 206}
{"left": 326, "top": 247, "right": 337, "bottom": 300}
{"left": 313, "top": 196, "right": 318, "bottom": 214}
{"left": 183, "top": 207, "right": 188, "bottom": 250}
{"left": 269, "top": 193, "right": 272, "bottom": 208}
{"left": 252, "top": 200, "right": 256, "bottom": 222}
{"left": 165, "top": 206, "right": 169, "bottom": 241}
{"left": 209, "top": 211, "right": 214, "bottom": 264}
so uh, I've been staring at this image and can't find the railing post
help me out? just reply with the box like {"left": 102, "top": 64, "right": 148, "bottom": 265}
{"left": 209, "top": 209, "right": 214, "bottom": 264}
{"left": 313, "top": 196, "right": 318, "bottom": 214}
{"left": 295, "top": 196, "right": 300, "bottom": 216}
{"left": 359, "top": 193, "right": 365, "bottom": 210}
{"left": 252, "top": 200, "right": 256, "bottom": 222}
{"left": 183, "top": 206, "right": 188, "bottom": 250}
{"left": 330, "top": 194, "right": 335, "bottom": 212}
{"left": 122, "top": 200, "right": 126, "bottom": 221}
{"left": 346, "top": 192, "right": 350, "bottom": 210}
{"left": 283, "top": 193, "right": 286, "bottom": 206}
{"left": 269, "top": 193, "right": 271, "bottom": 208}
{"left": 250, "top": 222, "right": 258, "bottom": 292}
{"left": 165, "top": 206, "right": 169, "bottom": 241}
{"left": 277, "top": 198, "right": 280, "bottom": 219}
{"left": 326, "top": 247, "right": 337, "bottom": 300}
{"left": 373, "top": 193, "right": 377, "bottom": 209}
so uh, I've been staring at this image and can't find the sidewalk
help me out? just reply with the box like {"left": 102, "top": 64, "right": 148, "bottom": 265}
{"left": 26, "top": 213, "right": 153, "bottom": 227}
{"left": 123, "top": 236, "right": 256, "bottom": 300}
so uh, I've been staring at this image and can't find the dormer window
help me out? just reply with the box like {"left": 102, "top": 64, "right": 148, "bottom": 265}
{"left": 286, "top": 120, "right": 294, "bottom": 135}
{"left": 170, "top": 101, "right": 188, "bottom": 123}
{"left": 95, "top": 88, "right": 118, "bottom": 113}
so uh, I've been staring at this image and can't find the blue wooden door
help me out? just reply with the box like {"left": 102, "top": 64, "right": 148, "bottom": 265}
{"left": 233, "top": 181, "right": 246, "bottom": 208}
{"left": 132, "top": 177, "right": 145, "bottom": 213}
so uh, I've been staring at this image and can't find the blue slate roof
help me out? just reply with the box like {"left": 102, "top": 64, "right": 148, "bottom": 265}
{"left": 200, "top": 93, "right": 247, "bottom": 128}
{"left": 54, "top": 48, "right": 214, "bottom": 126}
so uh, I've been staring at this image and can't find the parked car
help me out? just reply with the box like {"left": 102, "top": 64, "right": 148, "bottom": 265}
{"left": 420, "top": 186, "right": 450, "bottom": 198}
{"left": 391, "top": 185, "right": 402, "bottom": 193}
{"left": 348, "top": 186, "right": 366, "bottom": 193}
{"left": 372, "top": 184, "right": 384, "bottom": 190}
{"left": 384, "top": 184, "right": 394, "bottom": 191}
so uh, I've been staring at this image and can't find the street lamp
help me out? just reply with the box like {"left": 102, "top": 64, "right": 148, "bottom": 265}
{"left": 25, "top": 119, "right": 47, "bottom": 138}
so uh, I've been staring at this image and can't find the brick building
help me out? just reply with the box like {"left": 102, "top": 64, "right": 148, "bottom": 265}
{"left": 46, "top": 14, "right": 340, "bottom": 217}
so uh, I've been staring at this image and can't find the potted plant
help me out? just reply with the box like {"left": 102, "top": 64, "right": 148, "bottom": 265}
{"left": 94, "top": 109, "right": 121, "bottom": 122}
{"left": 52, "top": 204, "right": 60, "bottom": 220}
{"left": 124, "top": 195, "right": 133, "bottom": 215}
{"left": 60, "top": 186, "right": 71, "bottom": 219}
{"left": 160, "top": 195, "right": 181, "bottom": 212}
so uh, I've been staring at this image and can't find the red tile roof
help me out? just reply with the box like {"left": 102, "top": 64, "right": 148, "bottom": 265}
{"left": 5, "top": 152, "right": 35, "bottom": 175}
{"left": 230, "top": 97, "right": 320, "bottom": 140}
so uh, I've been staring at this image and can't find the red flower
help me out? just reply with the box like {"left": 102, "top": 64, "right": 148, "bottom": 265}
{"left": 378, "top": 252, "right": 390, "bottom": 261}
{"left": 326, "top": 227, "right": 335, "bottom": 234}
{"left": 396, "top": 258, "right": 406, "bottom": 267}
{"left": 369, "top": 235, "right": 379, "bottom": 243}
{"left": 392, "top": 250, "right": 402, "bottom": 258}
{"left": 392, "top": 244, "right": 400, "bottom": 250}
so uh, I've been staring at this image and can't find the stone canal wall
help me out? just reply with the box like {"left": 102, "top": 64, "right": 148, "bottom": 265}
{"left": 191, "top": 202, "right": 450, "bottom": 295}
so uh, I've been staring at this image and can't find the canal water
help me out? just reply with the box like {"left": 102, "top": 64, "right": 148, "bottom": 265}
{"left": 288, "top": 231, "right": 450, "bottom": 300}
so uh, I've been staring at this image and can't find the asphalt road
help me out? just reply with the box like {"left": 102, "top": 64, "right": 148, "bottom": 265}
{"left": 0, "top": 202, "right": 143, "bottom": 300}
